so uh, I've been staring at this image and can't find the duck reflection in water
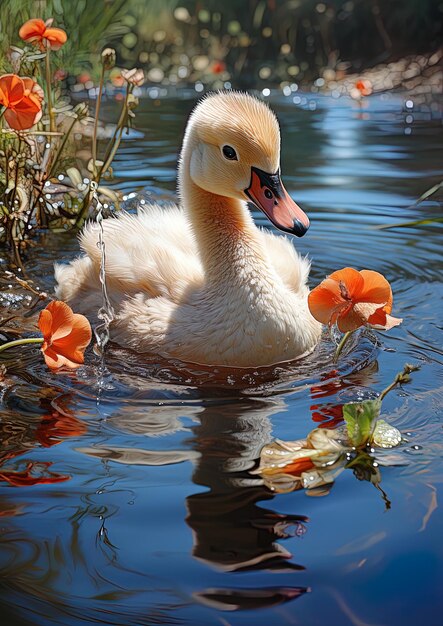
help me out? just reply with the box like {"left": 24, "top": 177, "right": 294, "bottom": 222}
{"left": 185, "top": 398, "right": 308, "bottom": 574}
{"left": 78, "top": 393, "right": 311, "bottom": 611}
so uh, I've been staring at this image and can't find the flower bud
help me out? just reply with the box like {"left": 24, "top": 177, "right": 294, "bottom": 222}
{"left": 127, "top": 93, "right": 139, "bottom": 110}
{"left": 121, "top": 68, "right": 145, "bottom": 87}
{"left": 101, "top": 48, "right": 116, "bottom": 71}
{"left": 73, "top": 102, "right": 89, "bottom": 119}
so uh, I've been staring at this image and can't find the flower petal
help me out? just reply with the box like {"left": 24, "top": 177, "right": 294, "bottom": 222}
{"left": 367, "top": 308, "right": 403, "bottom": 330}
{"left": 359, "top": 270, "right": 393, "bottom": 311}
{"left": 44, "top": 301, "right": 75, "bottom": 341}
{"left": 0, "top": 74, "right": 24, "bottom": 107}
{"left": 52, "top": 315, "right": 92, "bottom": 364}
{"left": 327, "top": 267, "right": 365, "bottom": 300}
{"left": 19, "top": 18, "right": 46, "bottom": 42}
{"left": 22, "top": 77, "right": 44, "bottom": 103}
{"left": 43, "top": 27, "right": 67, "bottom": 50}
{"left": 308, "top": 278, "right": 346, "bottom": 325}
{"left": 38, "top": 308, "right": 53, "bottom": 339}
{"left": 4, "top": 106, "right": 40, "bottom": 130}
{"left": 42, "top": 345, "right": 81, "bottom": 370}
{"left": 336, "top": 306, "right": 366, "bottom": 332}
{"left": 282, "top": 457, "right": 316, "bottom": 476}
{"left": 353, "top": 301, "right": 386, "bottom": 322}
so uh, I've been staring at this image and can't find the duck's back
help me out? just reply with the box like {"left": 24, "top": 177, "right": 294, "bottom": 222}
{"left": 55, "top": 204, "right": 204, "bottom": 317}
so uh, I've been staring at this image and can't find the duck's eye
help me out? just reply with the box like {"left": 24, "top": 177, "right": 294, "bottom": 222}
{"left": 222, "top": 145, "right": 238, "bottom": 161}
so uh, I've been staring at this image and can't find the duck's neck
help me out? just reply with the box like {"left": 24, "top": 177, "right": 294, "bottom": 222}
{"left": 180, "top": 171, "right": 269, "bottom": 283}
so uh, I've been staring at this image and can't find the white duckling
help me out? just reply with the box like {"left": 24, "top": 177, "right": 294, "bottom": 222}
{"left": 55, "top": 92, "right": 321, "bottom": 367}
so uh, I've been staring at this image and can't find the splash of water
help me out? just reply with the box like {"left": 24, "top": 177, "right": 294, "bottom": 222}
{"left": 90, "top": 181, "right": 115, "bottom": 383}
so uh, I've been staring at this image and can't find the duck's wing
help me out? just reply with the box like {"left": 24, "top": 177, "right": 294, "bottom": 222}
{"left": 260, "top": 230, "right": 311, "bottom": 294}
{"left": 55, "top": 204, "right": 203, "bottom": 311}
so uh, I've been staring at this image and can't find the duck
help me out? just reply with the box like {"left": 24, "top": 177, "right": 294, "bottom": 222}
{"left": 55, "top": 91, "right": 321, "bottom": 367}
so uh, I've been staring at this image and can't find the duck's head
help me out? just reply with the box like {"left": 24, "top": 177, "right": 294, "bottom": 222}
{"left": 181, "top": 91, "right": 310, "bottom": 237}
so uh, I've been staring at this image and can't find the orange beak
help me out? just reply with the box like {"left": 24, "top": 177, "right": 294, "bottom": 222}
{"left": 244, "top": 167, "right": 310, "bottom": 237}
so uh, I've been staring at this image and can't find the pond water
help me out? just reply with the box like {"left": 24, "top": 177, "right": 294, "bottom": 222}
{"left": 0, "top": 91, "right": 442, "bottom": 626}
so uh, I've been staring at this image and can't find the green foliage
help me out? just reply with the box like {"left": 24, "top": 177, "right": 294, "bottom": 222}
{"left": 1, "top": 0, "right": 441, "bottom": 82}
{"left": 343, "top": 399, "right": 382, "bottom": 448}
{"left": 0, "top": 0, "right": 128, "bottom": 77}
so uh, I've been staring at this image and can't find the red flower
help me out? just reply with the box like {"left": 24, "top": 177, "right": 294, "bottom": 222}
{"left": 0, "top": 74, "right": 43, "bottom": 130}
{"left": 308, "top": 268, "right": 402, "bottom": 332}
{"left": 38, "top": 301, "right": 92, "bottom": 370}
{"left": 355, "top": 79, "right": 372, "bottom": 97}
{"left": 19, "top": 18, "right": 67, "bottom": 51}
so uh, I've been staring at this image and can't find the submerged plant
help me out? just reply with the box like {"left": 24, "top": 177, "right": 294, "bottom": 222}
{"left": 253, "top": 364, "right": 419, "bottom": 501}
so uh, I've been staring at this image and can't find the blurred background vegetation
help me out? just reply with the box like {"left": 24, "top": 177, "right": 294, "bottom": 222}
{"left": 1, "top": 0, "right": 442, "bottom": 87}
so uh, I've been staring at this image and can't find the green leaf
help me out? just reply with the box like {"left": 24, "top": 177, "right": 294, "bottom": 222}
{"left": 343, "top": 399, "right": 381, "bottom": 448}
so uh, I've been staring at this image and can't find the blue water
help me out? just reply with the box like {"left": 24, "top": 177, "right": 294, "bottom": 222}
{"left": 0, "top": 90, "right": 442, "bottom": 625}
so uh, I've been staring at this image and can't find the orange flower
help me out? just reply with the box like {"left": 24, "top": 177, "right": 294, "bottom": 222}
{"left": 355, "top": 79, "right": 372, "bottom": 97}
{"left": 38, "top": 301, "right": 92, "bottom": 370}
{"left": 281, "top": 457, "right": 316, "bottom": 476}
{"left": 308, "top": 267, "right": 402, "bottom": 332}
{"left": 0, "top": 74, "right": 43, "bottom": 130}
{"left": 19, "top": 18, "right": 67, "bottom": 51}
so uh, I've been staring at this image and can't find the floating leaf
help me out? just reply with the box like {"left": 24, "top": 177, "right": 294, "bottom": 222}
{"left": 343, "top": 399, "right": 381, "bottom": 447}
{"left": 372, "top": 419, "right": 402, "bottom": 448}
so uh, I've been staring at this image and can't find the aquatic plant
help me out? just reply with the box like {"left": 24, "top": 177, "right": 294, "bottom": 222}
{"left": 0, "top": 16, "right": 139, "bottom": 266}
{"left": 253, "top": 364, "right": 419, "bottom": 501}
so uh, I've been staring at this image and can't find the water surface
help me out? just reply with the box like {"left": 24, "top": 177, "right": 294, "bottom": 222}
{"left": 0, "top": 91, "right": 442, "bottom": 626}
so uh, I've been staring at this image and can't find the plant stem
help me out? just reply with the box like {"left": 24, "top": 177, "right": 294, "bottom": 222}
{"left": 9, "top": 138, "right": 22, "bottom": 212}
{"left": 334, "top": 331, "right": 353, "bottom": 362}
{"left": 0, "top": 337, "right": 43, "bottom": 353}
{"left": 98, "top": 83, "right": 131, "bottom": 179}
{"left": 92, "top": 64, "right": 106, "bottom": 179}
{"left": 45, "top": 48, "right": 55, "bottom": 133}
{"left": 46, "top": 115, "right": 77, "bottom": 180}
{"left": 75, "top": 84, "right": 131, "bottom": 226}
